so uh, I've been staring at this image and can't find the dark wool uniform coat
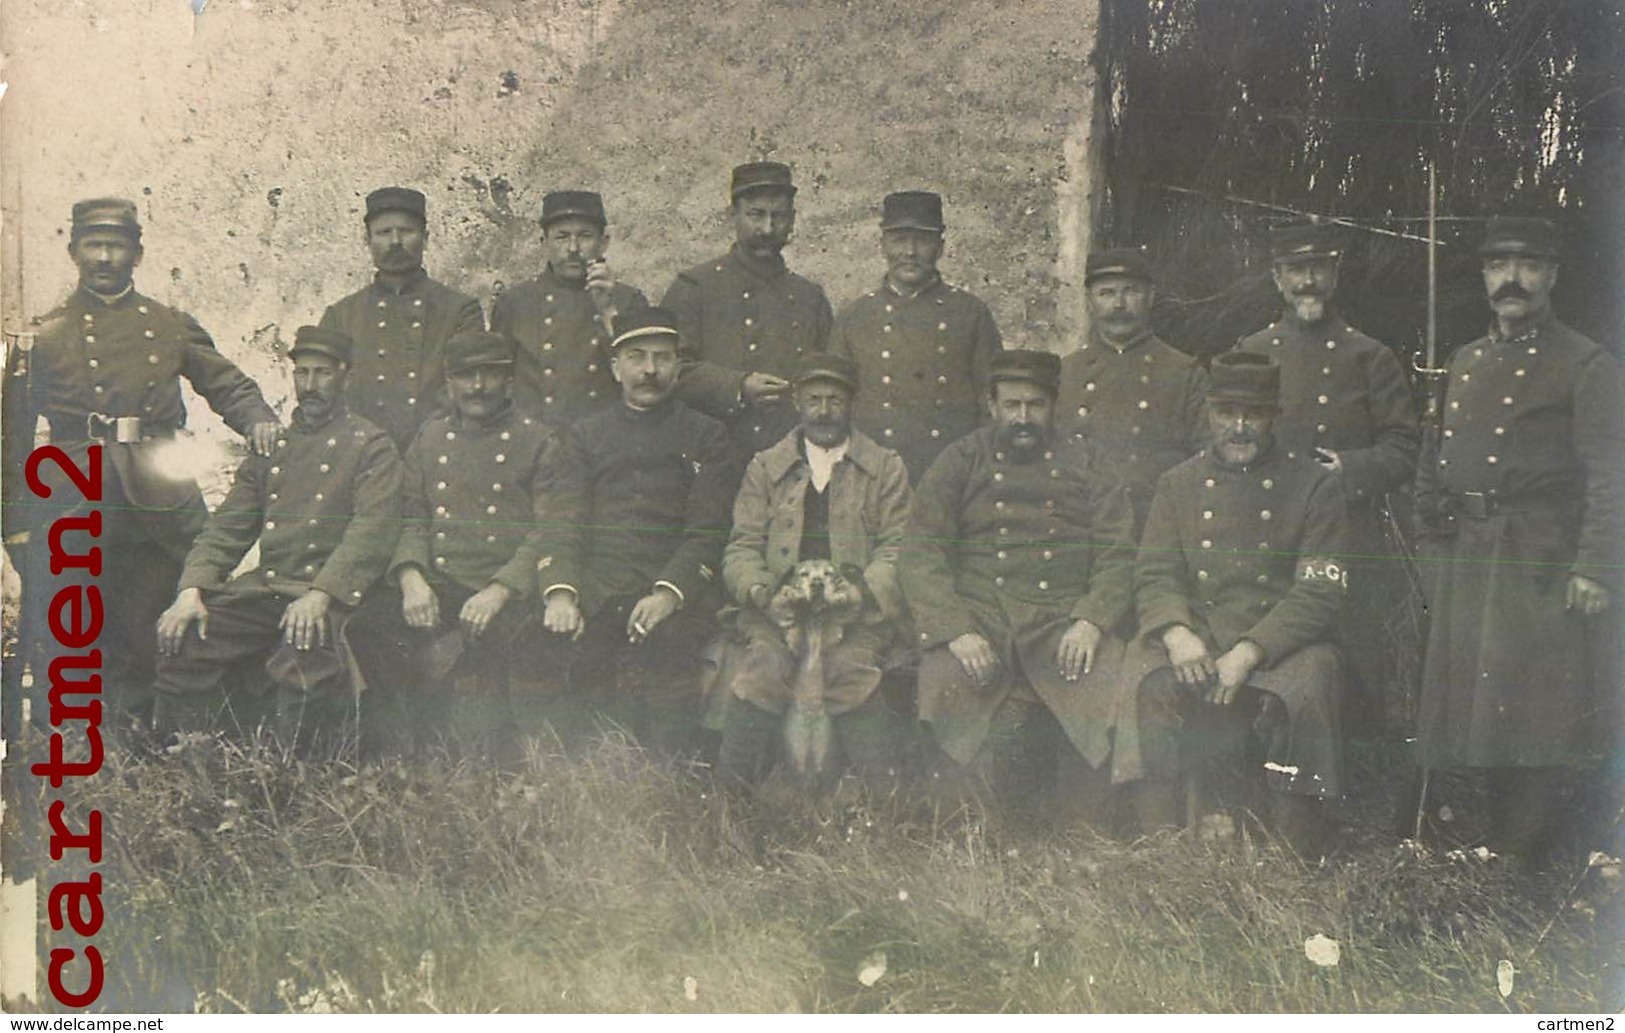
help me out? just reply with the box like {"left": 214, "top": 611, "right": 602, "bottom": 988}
{"left": 1112, "top": 444, "right": 1349, "bottom": 797}
{"left": 831, "top": 277, "right": 1002, "bottom": 481}
{"left": 177, "top": 405, "right": 403, "bottom": 606}
{"left": 319, "top": 269, "right": 485, "bottom": 451}
{"left": 391, "top": 405, "right": 555, "bottom": 598}
{"left": 488, "top": 268, "right": 648, "bottom": 428}
{"left": 661, "top": 244, "right": 835, "bottom": 458}
{"left": 1058, "top": 330, "right": 1210, "bottom": 531}
{"left": 1414, "top": 314, "right": 1625, "bottom": 769}
{"left": 902, "top": 427, "right": 1136, "bottom": 768}
{"left": 1234, "top": 314, "right": 1419, "bottom": 552}
{"left": 3, "top": 287, "right": 276, "bottom": 538}
{"left": 537, "top": 399, "right": 734, "bottom": 618}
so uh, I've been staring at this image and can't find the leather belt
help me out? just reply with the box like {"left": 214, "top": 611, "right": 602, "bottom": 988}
{"left": 1451, "top": 490, "right": 1574, "bottom": 520}
{"left": 86, "top": 413, "right": 145, "bottom": 443}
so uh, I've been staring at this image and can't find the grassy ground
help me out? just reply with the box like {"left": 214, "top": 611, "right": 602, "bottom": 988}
{"left": 8, "top": 727, "right": 1621, "bottom": 1014}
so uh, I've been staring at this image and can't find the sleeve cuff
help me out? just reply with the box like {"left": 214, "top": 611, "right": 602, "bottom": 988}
{"left": 543, "top": 583, "right": 578, "bottom": 600}
{"left": 654, "top": 580, "right": 687, "bottom": 605}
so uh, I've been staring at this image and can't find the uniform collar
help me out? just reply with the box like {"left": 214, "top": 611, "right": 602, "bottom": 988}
{"left": 762, "top": 426, "right": 887, "bottom": 482}
{"left": 727, "top": 242, "right": 789, "bottom": 282}
{"left": 370, "top": 267, "right": 430, "bottom": 296}
{"left": 291, "top": 402, "right": 348, "bottom": 432}
{"left": 882, "top": 273, "right": 944, "bottom": 300}
{"left": 448, "top": 400, "right": 517, "bottom": 432}
{"left": 1205, "top": 436, "right": 1279, "bottom": 473}
{"left": 1488, "top": 306, "right": 1556, "bottom": 345}
{"left": 539, "top": 266, "right": 590, "bottom": 292}
{"left": 1276, "top": 308, "right": 1344, "bottom": 337}
{"left": 1087, "top": 326, "right": 1154, "bottom": 354}
{"left": 76, "top": 284, "right": 136, "bottom": 308}
{"left": 616, "top": 396, "right": 678, "bottom": 422}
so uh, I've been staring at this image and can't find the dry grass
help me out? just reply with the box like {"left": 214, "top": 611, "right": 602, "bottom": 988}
{"left": 6, "top": 727, "right": 1619, "bottom": 1014}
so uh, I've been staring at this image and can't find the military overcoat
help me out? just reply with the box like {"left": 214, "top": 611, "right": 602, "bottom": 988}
{"left": 318, "top": 270, "right": 485, "bottom": 451}
{"left": 902, "top": 427, "right": 1135, "bottom": 767}
{"left": 1414, "top": 315, "right": 1625, "bottom": 768}
{"left": 1058, "top": 330, "right": 1209, "bottom": 529}
{"left": 661, "top": 245, "right": 835, "bottom": 458}
{"left": 488, "top": 269, "right": 648, "bottom": 427}
{"left": 831, "top": 278, "right": 1002, "bottom": 481}
{"left": 1113, "top": 443, "right": 1349, "bottom": 796}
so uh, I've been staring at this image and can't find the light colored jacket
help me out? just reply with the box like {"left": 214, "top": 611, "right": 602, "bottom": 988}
{"left": 723, "top": 427, "right": 912, "bottom": 624}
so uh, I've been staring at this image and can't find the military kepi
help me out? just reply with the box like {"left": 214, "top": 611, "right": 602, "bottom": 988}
{"left": 1269, "top": 218, "right": 1342, "bottom": 261}
{"left": 71, "top": 197, "right": 140, "bottom": 241}
{"left": 1084, "top": 246, "right": 1153, "bottom": 285}
{"left": 365, "top": 186, "right": 427, "bottom": 223}
{"left": 1479, "top": 216, "right": 1559, "bottom": 258}
{"left": 611, "top": 306, "right": 681, "bottom": 350}
{"left": 1208, "top": 352, "right": 1281, "bottom": 408}
{"left": 881, "top": 191, "right": 945, "bottom": 232}
{"left": 445, "top": 330, "right": 517, "bottom": 373}
{"left": 730, "top": 161, "right": 796, "bottom": 200}
{"left": 989, "top": 349, "right": 1062, "bottom": 393}
{"left": 290, "top": 325, "right": 354, "bottom": 365}
{"left": 792, "top": 352, "right": 859, "bottom": 392}
{"left": 541, "top": 190, "right": 607, "bottom": 228}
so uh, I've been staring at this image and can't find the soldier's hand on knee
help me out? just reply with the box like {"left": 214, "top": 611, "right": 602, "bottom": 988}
{"left": 157, "top": 587, "right": 208, "bottom": 656}
{"left": 741, "top": 371, "right": 790, "bottom": 407}
{"left": 460, "top": 583, "right": 513, "bottom": 638}
{"left": 279, "top": 590, "right": 332, "bottom": 652}
{"left": 399, "top": 568, "right": 439, "bottom": 629}
{"left": 948, "top": 632, "right": 999, "bottom": 686}
{"left": 1566, "top": 574, "right": 1610, "bottom": 616}
{"left": 1162, "top": 625, "right": 1215, "bottom": 689}
{"left": 543, "top": 589, "right": 585, "bottom": 640}
{"left": 1057, "top": 618, "right": 1102, "bottom": 681}
{"left": 1211, "top": 640, "right": 1265, "bottom": 707}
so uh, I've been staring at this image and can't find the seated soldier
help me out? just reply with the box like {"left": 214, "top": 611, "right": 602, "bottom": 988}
{"left": 1116, "top": 352, "right": 1348, "bottom": 854}
{"left": 152, "top": 326, "right": 402, "bottom": 752}
{"left": 347, "top": 329, "right": 560, "bottom": 764}
{"left": 713, "top": 353, "right": 913, "bottom": 788}
{"left": 536, "top": 307, "right": 736, "bottom": 759}
{"left": 902, "top": 350, "right": 1136, "bottom": 825}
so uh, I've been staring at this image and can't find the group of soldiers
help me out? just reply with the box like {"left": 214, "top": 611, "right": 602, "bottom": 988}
{"left": 3, "top": 162, "right": 1620, "bottom": 866}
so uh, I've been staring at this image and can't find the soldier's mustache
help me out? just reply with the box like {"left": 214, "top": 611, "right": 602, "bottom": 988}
{"left": 1492, "top": 283, "right": 1531, "bottom": 301}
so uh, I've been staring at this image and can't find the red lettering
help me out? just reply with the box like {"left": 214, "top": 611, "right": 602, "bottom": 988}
{"left": 48, "top": 873, "right": 104, "bottom": 937}
{"left": 45, "top": 800, "right": 103, "bottom": 862}
{"left": 48, "top": 510, "right": 102, "bottom": 576}
{"left": 47, "top": 650, "right": 103, "bottom": 725}
{"left": 26, "top": 444, "right": 102, "bottom": 501}
{"left": 47, "top": 585, "right": 103, "bottom": 650}
{"left": 48, "top": 945, "right": 104, "bottom": 1008}
{"left": 33, "top": 725, "right": 105, "bottom": 789}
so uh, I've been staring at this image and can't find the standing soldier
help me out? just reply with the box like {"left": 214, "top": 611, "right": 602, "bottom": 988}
{"left": 489, "top": 190, "right": 648, "bottom": 427}
{"left": 902, "top": 351, "right": 1135, "bottom": 823}
{"left": 152, "top": 327, "right": 402, "bottom": 752}
{"left": 1059, "top": 248, "right": 1208, "bottom": 532}
{"left": 1, "top": 198, "right": 279, "bottom": 734}
{"left": 1414, "top": 216, "right": 1623, "bottom": 865}
{"left": 318, "top": 186, "right": 485, "bottom": 452}
{"left": 347, "top": 329, "right": 560, "bottom": 762}
{"left": 661, "top": 161, "right": 834, "bottom": 460}
{"left": 1118, "top": 353, "right": 1349, "bottom": 854}
{"left": 1234, "top": 219, "right": 1418, "bottom": 734}
{"left": 537, "top": 307, "right": 736, "bottom": 758}
{"left": 831, "top": 190, "right": 1002, "bottom": 482}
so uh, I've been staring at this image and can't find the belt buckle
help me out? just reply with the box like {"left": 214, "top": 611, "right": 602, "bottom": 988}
{"left": 85, "top": 413, "right": 142, "bottom": 443}
{"left": 1458, "top": 491, "right": 1494, "bottom": 519}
